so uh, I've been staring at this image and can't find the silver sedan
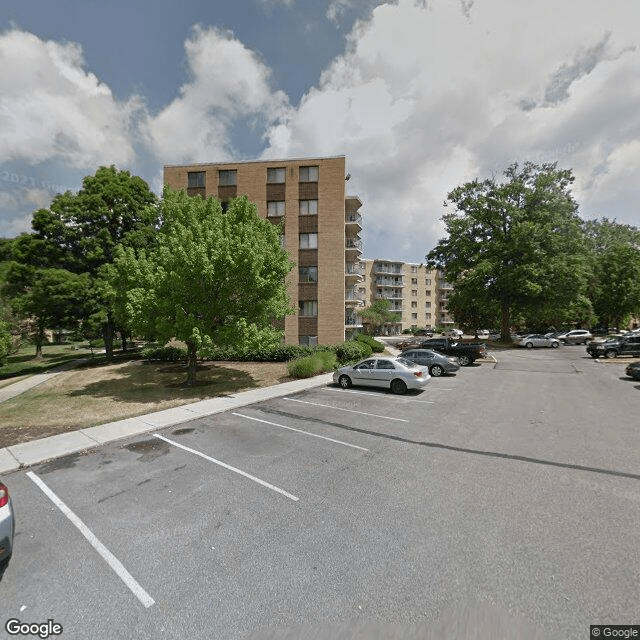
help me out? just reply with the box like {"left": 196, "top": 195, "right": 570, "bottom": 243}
{"left": 399, "top": 349, "right": 461, "bottom": 377}
{"left": 517, "top": 334, "right": 560, "bottom": 349}
{"left": 333, "top": 356, "right": 430, "bottom": 394}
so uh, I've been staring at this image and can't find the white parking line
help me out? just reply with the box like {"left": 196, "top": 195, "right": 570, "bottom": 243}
{"left": 152, "top": 433, "right": 299, "bottom": 502}
{"left": 325, "top": 388, "right": 434, "bottom": 404}
{"left": 282, "top": 397, "right": 408, "bottom": 422}
{"left": 26, "top": 471, "right": 155, "bottom": 609}
{"left": 232, "top": 412, "right": 369, "bottom": 451}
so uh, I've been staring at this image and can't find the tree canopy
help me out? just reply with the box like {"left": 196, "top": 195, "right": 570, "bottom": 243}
{"left": 109, "top": 188, "right": 294, "bottom": 384}
{"left": 360, "top": 298, "right": 402, "bottom": 335}
{"left": 427, "top": 162, "right": 591, "bottom": 339}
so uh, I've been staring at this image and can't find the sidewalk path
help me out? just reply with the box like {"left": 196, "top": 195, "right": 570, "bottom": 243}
{"left": 0, "top": 357, "right": 91, "bottom": 403}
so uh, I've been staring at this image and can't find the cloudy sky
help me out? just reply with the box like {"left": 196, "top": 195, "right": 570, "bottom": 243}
{"left": 1, "top": 0, "right": 640, "bottom": 262}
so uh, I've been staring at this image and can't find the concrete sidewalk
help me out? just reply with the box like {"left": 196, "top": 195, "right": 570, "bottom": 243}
{"left": 0, "top": 372, "right": 335, "bottom": 475}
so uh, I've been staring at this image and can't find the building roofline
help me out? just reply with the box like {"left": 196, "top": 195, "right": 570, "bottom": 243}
{"left": 164, "top": 155, "right": 346, "bottom": 168}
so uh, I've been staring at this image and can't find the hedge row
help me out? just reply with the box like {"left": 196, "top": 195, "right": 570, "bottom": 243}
{"left": 286, "top": 351, "right": 337, "bottom": 378}
{"left": 355, "top": 333, "right": 384, "bottom": 353}
{"left": 141, "top": 341, "right": 373, "bottom": 365}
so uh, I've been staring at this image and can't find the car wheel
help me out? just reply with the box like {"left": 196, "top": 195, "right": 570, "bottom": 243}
{"left": 604, "top": 349, "right": 617, "bottom": 359}
{"left": 551, "top": 341, "right": 559, "bottom": 348}
{"left": 525, "top": 342, "right": 533, "bottom": 349}
{"left": 338, "top": 375, "right": 352, "bottom": 389}
{"left": 458, "top": 355, "right": 471, "bottom": 366}
{"left": 430, "top": 364, "right": 444, "bottom": 377}
{"left": 390, "top": 379, "right": 407, "bottom": 395}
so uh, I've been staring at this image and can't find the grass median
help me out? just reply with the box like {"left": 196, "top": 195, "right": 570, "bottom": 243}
{"left": 0, "top": 357, "right": 292, "bottom": 448}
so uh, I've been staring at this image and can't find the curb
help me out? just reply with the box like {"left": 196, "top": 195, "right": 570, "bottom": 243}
{"left": 0, "top": 372, "right": 335, "bottom": 475}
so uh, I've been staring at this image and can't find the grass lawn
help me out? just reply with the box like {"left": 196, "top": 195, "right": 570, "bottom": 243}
{"left": 0, "top": 342, "right": 96, "bottom": 379}
{"left": 0, "top": 358, "right": 292, "bottom": 448}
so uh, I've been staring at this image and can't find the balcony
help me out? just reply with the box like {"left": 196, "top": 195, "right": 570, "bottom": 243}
{"left": 373, "top": 264, "right": 403, "bottom": 275}
{"left": 438, "top": 281, "right": 454, "bottom": 290}
{"left": 345, "top": 238, "right": 363, "bottom": 253}
{"left": 375, "top": 278, "right": 404, "bottom": 287}
{"left": 345, "top": 212, "right": 362, "bottom": 227}
{"left": 345, "top": 314, "right": 363, "bottom": 327}
{"left": 345, "top": 290, "right": 365, "bottom": 305}
{"left": 375, "top": 291, "right": 404, "bottom": 301}
{"left": 345, "top": 263, "right": 364, "bottom": 276}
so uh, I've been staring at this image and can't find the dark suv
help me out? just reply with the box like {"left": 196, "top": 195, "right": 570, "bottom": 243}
{"left": 586, "top": 334, "right": 640, "bottom": 359}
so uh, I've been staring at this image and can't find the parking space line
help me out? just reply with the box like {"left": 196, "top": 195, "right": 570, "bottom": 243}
{"left": 152, "top": 433, "right": 299, "bottom": 502}
{"left": 26, "top": 471, "right": 155, "bottom": 609}
{"left": 324, "top": 388, "right": 434, "bottom": 403}
{"left": 282, "top": 397, "right": 408, "bottom": 422}
{"left": 232, "top": 412, "right": 369, "bottom": 451}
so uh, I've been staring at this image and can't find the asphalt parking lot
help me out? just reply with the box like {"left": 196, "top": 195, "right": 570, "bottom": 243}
{"left": 1, "top": 346, "right": 639, "bottom": 639}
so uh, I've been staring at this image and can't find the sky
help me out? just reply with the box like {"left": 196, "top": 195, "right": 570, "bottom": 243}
{"left": 1, "top": 0, "right": 640, "bottom": 263}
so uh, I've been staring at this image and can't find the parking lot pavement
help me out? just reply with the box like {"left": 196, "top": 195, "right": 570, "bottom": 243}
{"left": 2, "top": 349, "right": 640, "bottom": 639}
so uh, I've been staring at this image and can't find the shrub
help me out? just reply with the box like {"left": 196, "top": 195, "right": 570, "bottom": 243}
{"left": 141, "top": 345, "right": 188, "bottom": 361}
{"left": 287, "top": 351, "right": 338, "bottom": 378}
{"left": 335, "top": 341, "right": 371, "bottom": 363}
{"left": 356, "top": 333, "right": 384, "bottom": 353}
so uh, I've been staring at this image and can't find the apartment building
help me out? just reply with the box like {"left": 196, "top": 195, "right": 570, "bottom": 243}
{"left": 360, "top": 259, "right": 454, "bottom": 334}
{"left": 164, "top": 156, "right": 363, "bottom": 345}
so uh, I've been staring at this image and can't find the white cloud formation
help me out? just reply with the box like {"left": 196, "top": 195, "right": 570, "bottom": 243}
{"left": 143, "top": 26, "right": 290, "bottom": 163}
{"left": 0, "top": 29, "right": 140, "bottom": 169}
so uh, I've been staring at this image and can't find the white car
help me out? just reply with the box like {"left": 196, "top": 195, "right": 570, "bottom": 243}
{"left": 333, "top": 356, "right": 430, "bottom": 394}
{"left": 557, "top": 329, "right": 593, "bottom": 345}
{"left": 475, "top": 329, "right": 490, "bottom": 338}
{"left": 0, "top": 481, "right": 15, "bottom": 578}
{"left": 442, "top": 329, "right": 463, "bottom": 339}
{"left": 517, "top": 334, "right": 560, "bottom": 349}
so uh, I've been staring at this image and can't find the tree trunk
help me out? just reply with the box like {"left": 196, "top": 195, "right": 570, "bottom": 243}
{"left": 185, "top": 341, "right": 198, "bottom": 386}
{"left": 103, "top": 314, "right": 115, "bottom": 361}
{"left": 34, "top": 322, "right": 45, "bottom": 359}
{"left": 120, "top": 331, "right": 127, "bottom": 352}
{"left": 500, "top": 298, "right": 511, "bottom": 343}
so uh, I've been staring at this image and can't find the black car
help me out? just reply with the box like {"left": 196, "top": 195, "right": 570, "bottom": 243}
{"left": 587, "top": 335, "right": 640, "bottom": 359}
{"left": 625, "top": 361, "right": 640, "bottom": 381}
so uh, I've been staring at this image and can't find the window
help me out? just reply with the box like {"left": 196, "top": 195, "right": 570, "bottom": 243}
{"left": 412, "top": 313, "right": 418, "bottom": 320}
{"left": 299, "top": 233, "right": 318, "bottom": 249}
{"left": 355, "top": 360, "right": 375, "bottom": 370}
{"left": 426, "top": 312, "right": 432, "bottom": 319}
{"left": 267, "top": 201, "right": 285, "bottom": 217}
{"left": 425, "top": 290, "right": 431, "bottom": 296}
{"left": 218, "top": 170, "right": 237, "bottom": 186}
{"left": 411, "top": 301, "right": 417, "bottom": 308}
{"left": 267, "top": 167, "right": 286, "bottom": 183}
{"left": 376, "top": 360, "right": 396, "bottom": 370}
{"left": 187, "top": 171, "right": 205, "bottom": 188}
{"left": 299, "top": 266, "right": 318, "bottom": 282}
{"left": 299, "top": 336, "right": 318, "bottom": 346}
{"left": 299, "top": 166, "right": 319, "bottom": 182}
{"left": 299, "top": 200, "right": 318, "bottom": 215}
{"left": 411, "top": 278, "right": 418, "bottom": 285}
{"left": 411, "top": 266, "right": 418, "bottom": 273}
{"left": 299, "top": 300, "right": 318, "bottom": 316}
{"left": 425, "top": 278, "right": 431, "bottom": 285}
{"left": 412, "top": 290, "right": 417, "bottom": 297}
{"left": 425, "top": 301, "right": 431, "bottom": 308}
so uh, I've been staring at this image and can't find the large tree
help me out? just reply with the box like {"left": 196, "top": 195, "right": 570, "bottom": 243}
{"left": 360, "top": 298, "right": 402, "bottom": 335}
{"left": 583, "top": 218, "right": 640, "bottom": 329}
{"left": 13, "top": 166, "right": 159, "bottom": 358}
{"left": 427, "top": 162, "right": 591, "bottom": 341}
{"left": 109, "top": 189, "right": 294, "bottom": 385}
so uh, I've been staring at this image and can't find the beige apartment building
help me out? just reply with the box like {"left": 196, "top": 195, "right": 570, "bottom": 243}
{"left": 164, "top": 155, "right": 363, "bottom": 345}
{"left": 359, "top": 259, "right": 454, "bottom": 334}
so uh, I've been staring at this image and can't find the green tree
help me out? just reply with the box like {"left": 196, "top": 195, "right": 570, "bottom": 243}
{"left": 583, "top": 218, "right": 640, "bottom": 329}
{"left": 427, "top": 162, "right": 591, "bottom": 341}
{"left": 360, "top": 298, "right": 402, "bottom": 335}
{"left": 109, "top": 189, "right": 294, "bottom": 385}
{"left": 6, "top": 268, "right": 90, "bottom": 357}
{"left": 14, "top": 166, "right": 159, "bottom": 358}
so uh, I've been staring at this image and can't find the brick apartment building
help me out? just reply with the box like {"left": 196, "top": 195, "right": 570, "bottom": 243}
{"left": 164, "top": 156, "right": 363, "bottom": 345}
{"left": 357, "top": 259, "right": 454, "bottom": 334}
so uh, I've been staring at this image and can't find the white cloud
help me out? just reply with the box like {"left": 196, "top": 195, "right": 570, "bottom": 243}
{"left": 0, "top": 29, "right": 140, "bottom": 169}
{"left": 143, "top": 26, "right": 290, "bottom": 163}
{"left": 263, "top": 0, "right": 640, "bottom": 259}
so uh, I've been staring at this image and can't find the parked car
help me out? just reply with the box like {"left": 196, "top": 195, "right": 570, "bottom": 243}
{"left": 557, "top": 329, "right": 593, "bottom": 345}
{"left": 625, "top": 361, "right": 640, "bottom": 381}
{"left": 587, "top": 334, "right": 640, "bottom": 359}
{"left": 443, "top": 328, "right": 463, "bottom": 338}
{"left": 475, "top": 329, "right": 490, "bottom": 338}
{"left": 333, "top": 356, "right": 430, "bottom": 394}
{"left": 400, "top": 349, "right": 461, "bottom": 377}
{"left": 414, "top": 337, "right": 487, "bottom": 366}
{"left": 413, "top": 328, "right": 434, "bottom": 337}
{"left": 0, "top": 481, "right": 15, "bottom": 578}
{"left": 396, "top": 337, "right": 423, "bottom": 351}
{"left": 516, "top": 334, "right": 561, "bottom": 349}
